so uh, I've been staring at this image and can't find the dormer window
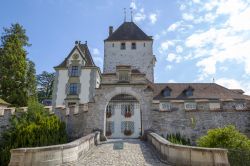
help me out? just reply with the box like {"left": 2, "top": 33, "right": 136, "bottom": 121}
{"left": 131, "top": 43, "right": 136, "bottom": 49}
{"left": 186, "top": 90, "right": 193, "bottom": 96}
{"left": 162, "top": 87, "right": 171, "bottom": 97}
{"left": 70, "top": 66, "right": 79, "bottom": 77}
{"left": 121, "top": 43, "right": 126, "bottom": 50}
{"left": 185, "top": 86, "right": 194, "bottom": 96}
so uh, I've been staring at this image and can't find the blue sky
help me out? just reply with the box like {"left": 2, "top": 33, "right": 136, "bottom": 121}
{"left": 1, "top": 0, "right": 250, "bottom": 94}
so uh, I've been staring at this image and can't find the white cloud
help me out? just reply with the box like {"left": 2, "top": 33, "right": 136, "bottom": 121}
{"left": 176, "top": 45, "right": 183, "bottom": 53}
{"left": 134, "top": 8, "right": 146, "bottom": 22}
{"left": 149, "top": 13, "right": 158, "bottom": 24}
{"left": 92, "top": 48, "right": 100, "bottom": 55}
{"left": 182, "top": 13, "right": 194, "bottom": 21}
{"left": 130, "top": 1, "right": 137, "bottom": 10}
{"left": 192, "top": 0, "right": 200, "bottom": 3}
{"left": 167, "top": 21, "right": 182, "bottom": 31}
{"left": 158, "top": 40, "right": 175, "bottom": 54}
{"left": 166, "top": 53, "right": 182, "bottom": 63}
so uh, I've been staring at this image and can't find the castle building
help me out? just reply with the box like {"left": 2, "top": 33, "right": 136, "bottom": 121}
{"left": 52, "top": 21, "right": 250, "bottom": 141}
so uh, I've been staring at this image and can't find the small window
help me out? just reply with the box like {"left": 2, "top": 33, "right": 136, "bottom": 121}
{"left": 185, "top": 102, "right": 197, "bottom": 110}
{"left": 69, "top": 83, "right": 78, "bottom": 95}
{"left": 160, "top": 102, "right": 171, "bottom": 111}
{"left": 70, "top": 66, "right": 79, "bottom": 77}
{"left": 131, "top": 43, "right": 136, "bottom": 49}
{"left": 163, "top": 89, "right": 171, "bottom": 97}
{"left": 120, "top": 42, "right": 126, "bottom": 50}
{"left": 186, "top": 89, "right": 193, "bottom": 96}
{"left": 119, "top": 71, "right": 129, "bottom": 82}
{"left": 235, "top": 103, "right": 246, "bottom": 110}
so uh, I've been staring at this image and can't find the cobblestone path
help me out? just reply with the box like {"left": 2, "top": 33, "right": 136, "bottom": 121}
{"left": 78, "top": 139, "right": 169, "bottom": 166}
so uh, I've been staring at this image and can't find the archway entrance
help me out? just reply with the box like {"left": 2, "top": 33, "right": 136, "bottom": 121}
{"left": 105, "top": 94, "right": 141, "bottom": 138}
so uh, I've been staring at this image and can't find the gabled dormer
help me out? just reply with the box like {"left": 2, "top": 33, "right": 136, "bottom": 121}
{"left": 161, "top": 86, "right": 172, "bottom": 97}
{"left": 184, "top": 86, "right": 194, "bottom": 97}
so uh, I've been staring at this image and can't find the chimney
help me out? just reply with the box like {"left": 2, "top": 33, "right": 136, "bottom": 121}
{"left": 109, "top": 26, "right": 113, "bottom": 36}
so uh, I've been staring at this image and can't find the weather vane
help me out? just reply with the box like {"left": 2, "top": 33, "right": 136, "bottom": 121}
{"left": 124, "top": 8, "right": 126, "bottom": 22}
{"left": 130, "top": 7, "right": 133, "bottom": 22}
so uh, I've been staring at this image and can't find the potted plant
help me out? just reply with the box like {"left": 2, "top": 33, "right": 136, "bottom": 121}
{"left": 106, "top": 111, "right": 112, "bottom": 118}
{"left": 124, "top": 129, "right": 132, "bottom": 136}
{"left": 124, "top": 110, "right": 132, "bottom": 118}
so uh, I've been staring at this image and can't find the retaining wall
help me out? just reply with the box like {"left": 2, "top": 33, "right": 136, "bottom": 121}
{"left": 8, "top": 132, "right": 100, "bottom": 166}
{"left": 147, "top": 132, "right": 229, "bottom": 166}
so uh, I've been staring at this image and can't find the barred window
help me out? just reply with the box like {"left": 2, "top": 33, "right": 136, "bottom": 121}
{"left": 119, "top": 71, "right": 129, "bottom": 82}
{"left": 160, "top": 102, "right": 171, "bottom": 111}
{"left": 185, "top": 102, "right": 196, "bottom": 110}
{"left": 69, "top": 83, "right": 78, "bottom": 95}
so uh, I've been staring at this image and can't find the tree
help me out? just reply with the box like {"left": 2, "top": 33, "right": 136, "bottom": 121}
{"left": 26, "top": 59, "right": 37, "bottom": 101}
{"left": 197, "top": 125, "right": 250, "bottom": 150}
{"left": 197, "top": 125, "right": 250, "bottom": 166}
{"left": 0, "top": 23, "right": 30, "bottom": 106}
{"left": 37, "top": 71, "right": 55, "bottom": 102}
{"left": 0, "top": 101, "right": 67, "bottom": 165}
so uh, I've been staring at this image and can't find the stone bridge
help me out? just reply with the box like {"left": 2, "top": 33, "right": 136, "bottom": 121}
{"left": 9, "top": 132, "right": 229, "bottom": 166}
{"left": 77, "top": 139, "right": 167, "bottom": 166}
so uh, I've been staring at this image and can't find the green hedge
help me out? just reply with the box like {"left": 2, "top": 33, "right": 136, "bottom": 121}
{"left": 197, "top": 125, "right": 250, "bottom": 166}
{"left": 0, "top": 101, "right": 67, "bottom": 166}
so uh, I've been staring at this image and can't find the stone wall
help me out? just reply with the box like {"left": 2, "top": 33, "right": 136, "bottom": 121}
{"left": 150, "top": 102, "right": 250, "bottom": 143}
{"left": 9, "top": 132, "right": 100, "bottom": 166}
{"left": 147, "top": 132, "right": 229, "bottom": 166}
{"left": 103, "top": 41, "right": 155, "bottom": 82}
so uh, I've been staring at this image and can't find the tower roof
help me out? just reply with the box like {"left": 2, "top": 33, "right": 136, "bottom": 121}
{"left": 105, "top": 22, "right": 153, "bottom": 41}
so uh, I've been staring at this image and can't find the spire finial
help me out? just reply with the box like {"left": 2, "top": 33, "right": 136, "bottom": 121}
{"left": 213, "top": 77, "right": 215, "bottom": 83}
{"left": 124, "top": 8, "right": 127, "bottom": 22}
{"left": 130, "top": 7, "right": 133, "bottom": 22}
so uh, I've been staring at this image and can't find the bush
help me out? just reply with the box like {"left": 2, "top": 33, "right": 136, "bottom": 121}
{"left": 166, "top": 133, "right": 191, "bottom": 145}
{"left": 0, "top": 101, "right": 67, "bottom": 166}
{"left": 197, "top": 125, "right": 250, "bottom": 166}
{"left": 197, "top": 125, "right": 250, "bottom": 150}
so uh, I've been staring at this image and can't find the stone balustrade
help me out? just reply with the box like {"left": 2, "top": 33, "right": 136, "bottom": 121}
{"left": 8, "top": 131, "right": 100, "bottom": 166}
{"left": 147, "top": 132, "right": 229, "bottom": 166}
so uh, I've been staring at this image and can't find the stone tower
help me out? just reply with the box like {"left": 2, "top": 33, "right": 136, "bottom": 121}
{"left": 103, "top": 22, "right": 156, "bottom": 82}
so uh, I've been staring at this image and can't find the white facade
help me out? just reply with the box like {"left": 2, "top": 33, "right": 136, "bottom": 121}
{"left": 103, "top": 41, "right": 155, "bottom": 82}
{"left": 55, "top": 69, "right": 68, "bottom": 106}
{"left": 53, "top": 44, "right": 100, "bottom": 108}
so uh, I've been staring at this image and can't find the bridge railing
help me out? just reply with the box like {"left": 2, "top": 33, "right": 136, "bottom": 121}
{"left": 8, "top": 131, "right": 100, "bottom": 166}
{"left": 147, "top": 132, "right": 229, "bottom": 166}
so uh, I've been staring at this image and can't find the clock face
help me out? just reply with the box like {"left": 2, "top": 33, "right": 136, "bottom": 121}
{"left": 73, "top": 53, "right": 79, "bottom": 60}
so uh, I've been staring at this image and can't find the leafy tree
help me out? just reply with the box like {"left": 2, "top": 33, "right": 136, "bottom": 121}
{"left": 26, "top": 59, "right": 37, "bottom": 101}
{"left": 0, "top": 23, "right": 30, "bottom": 106}
{"left": 0, "top": 101, "right": 67, "bottom": 165}
{"left": 197, "top": 125, "right": 250, "bottom": 150}
{"left": 37, "top": 71, "right": 55, "bottom": 102}
{"left": 197, "top": 125, "right": 250, "bottom": 166}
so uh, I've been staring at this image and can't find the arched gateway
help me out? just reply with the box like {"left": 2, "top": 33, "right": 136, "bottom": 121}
{"left": 105, "top": 94, "right": 141, "bottom": 138}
